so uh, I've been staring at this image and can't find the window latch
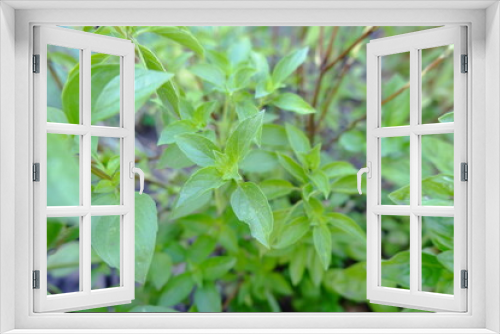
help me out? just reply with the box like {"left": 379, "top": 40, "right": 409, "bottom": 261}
{"left": 357, "top": 162, "right": 372, "bottom": 195}
{"left": 129, "top": 162, "right": 144, "bottom": 195}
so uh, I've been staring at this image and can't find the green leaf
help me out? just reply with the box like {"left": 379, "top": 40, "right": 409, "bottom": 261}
{"left": 91, "top": 193, "right": 158, "bottom": 284}
{"left": 191, "top": 64, "right": 226, "bottom": 88}
{"left": 289, "top": 245, "right": 307, "bottom": 286}
{"left": 148, "top": 26, "right": 205, "bottom": 57}
{"left": 272, "top": 47, "right": 309, "bottom": 86}
{"left": 158, "top": 120, "right": 197, "bottom": 145}
{"left": 277, "top": 154, "right": 308, "bottom": 183}
{"left": 175, "top": 167, "right": 226, "bottom": 211}
{"left": 313, "top": 223, "right": 332, "bottom": 270}
{"left": 225, "top": 111, "right": 264, "bottom": 163}
{"left": 300, "top": 144, "right": 322, "bottom": 171}
{"left": 93, "top": 180, "right": 116, "bottom": 194}
{"left": 47, "top": 134, "right": 80, "bottom": 206}
{"left": 230, "top": 182, "right": 274, "bottom": 248}
{"left": 227, "top": 66, "right": 256, "bottom": 93}
{"left": 259, "top": 179, "right": 295, "bottom": 200}
{"left": 261, "top": 124, "right": 288, "bottom": 149}
{"left": 134, "top": 193, "right": 159, "bottom": 284}
{"left": 159, "top": 272, "right": 195, "bottom": 307}
{"left": 273, "top": 93, "right": 315, "bottom": 114}
{"left": 424, "top": 216, "right": 454, "bottom": 251}
{"left": 47, "top": 242, "right": 79, "bottom": 277}
{"left": 321, "top": 161, "right": 357, "bottom": 179}
{"left": 188, "top": 235, "right": 217, "bottom": 264}
{"left": 326, "top": 262, "right": 366, "bottom": 302}
{"left": 437, "top": 250, "right": 454, "bottom": 272}
{"left": 310, "top": 170, "right": 330, "bottom": 199}
{"left": 273, "top": 216, "right": 309, "bottom": 249}
{"left": 389, "top": 175, "right": 453, "bottom": 206}
{"left": 194, "top": 282, "right": 221, "bottom": 312}
{"left": 199, "top": 256, "right": 236, "bottom": 281}
{"left": 91, "top": 65, "right": 173, "bottom": 123}
{"left": 327, "top": 212, "right": 366, "bottom": 242}
{"left": 438, "top": 112, "right": 454, "bottom": 123}
{"left": 176, "top": 133, "right": 221, "bottom": 167}
{"left": 331, "top": 175, "right": 359, "bottom": 195}
{"left": 235, "top": 100, "right": 259, "bottom": 121}
{"left": 240, "top": 150, "right": 278, "bottom": 173}
{"left": 137, "top": 44, "right": 180, "bottom": 117}
{"left": 148, "top": 252, "right": 172, "bottom": 290}
{"left": 47, "top": 107, "right": 69, "bottom": 123}
{"left": 157, "top": 144, "right": 194, "bottom": 169}
{"left": 193, "top": 101, "right": 218, "bottom": 127}
{"left": 308, "top": 249, "right": 324, "bottom": 287}
{"left": 285, "top": 123, "right": 311, "bottom": 156}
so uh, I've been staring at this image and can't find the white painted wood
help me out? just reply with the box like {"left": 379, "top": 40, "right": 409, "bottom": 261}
{"left": 485, "top": 3, "right": 500, "bottom": 333}
{"left": 0, "top": 2, "right": 17, "bottom": 333}
{"left": 366, "top": 26, "right": 467, "bottom": 312}
{"left": 7, "top": 5, "right": 489, "bottom": 333}
{"left": 3, "top": 0, "right": 497, "bottom": 10}
{"left": 33, "top": 26, "right": 135, "bottom": 313}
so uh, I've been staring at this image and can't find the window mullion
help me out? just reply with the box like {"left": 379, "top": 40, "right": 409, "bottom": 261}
{"left": 409, "top": 47, "right": 420, "bottom": 294}
{"left": 82, "top": 47, "right": 92, "bottom": 294}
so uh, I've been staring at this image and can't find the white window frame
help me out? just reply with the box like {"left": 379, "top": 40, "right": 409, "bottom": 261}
{"left": 366, "top": 26, "right": 467, "bottom": 312}
{"left": 1, "top": 2, "right": 499, "bottom": 333}
{"left": 33, "top": 26, "right": 136, "bottom": 313}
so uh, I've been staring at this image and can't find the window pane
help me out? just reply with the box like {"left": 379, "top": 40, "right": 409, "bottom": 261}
{"left": 421, "top": 216, "right": 454, "bottom": 294}
{"left": 47, "top": 217, "right": 80, "bottom": 295}
{"left": 381, "top": 215, "right": 410, "bottom": 290}
{"left": 91, "top": 53, "right": 121, "bottom": 127}
{"left": 421, "top": 134, "right": 454, "bottom": 206}
{"left": 91, "top": 215, "right": 121, "bottom": 290}
{"left": 381, "top": 52, "right": 410, "bottom": 127}
{"left": 47, "top": 133, "right": 80, "bottom": 206}
{"left": 381, "top": 136, "right": 410, "bottom": 205}
{"left": 47, "top": 45, "right": 80, "bottom": 124}
{"left": 91, "top": 137, "right": 121, "bottom": 205}
{"left": 421, "top": 45, "right": 454, "bottom": 124}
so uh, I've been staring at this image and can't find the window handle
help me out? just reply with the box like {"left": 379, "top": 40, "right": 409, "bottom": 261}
{"left": 129, "top": 162, "right": 144, "bottom": 195}
{"left": 357, "top": 162, "right": 371, "bottom": 195}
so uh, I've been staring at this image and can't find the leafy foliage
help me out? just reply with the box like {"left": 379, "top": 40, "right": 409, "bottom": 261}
{"left": 46, "top": 25, "right": 453, "bottom": 313}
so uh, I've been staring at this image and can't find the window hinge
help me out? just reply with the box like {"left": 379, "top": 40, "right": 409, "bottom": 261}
{"left": 33, "top": 270, "right": 40, "bottom": 289}
{"left": 461, "top": 162, "right": 468, "bottom": 181}
{"left": 461, "top": 270, "right": 468, "bottom": 289}
{"left": 461, "top": 54, "right": 468, "bottom": 73}
{"left": 33, "top": 54, "right": 40, "bottom": 73}
{"left": 33, "top": 163, "right": 40, "bottom": 182}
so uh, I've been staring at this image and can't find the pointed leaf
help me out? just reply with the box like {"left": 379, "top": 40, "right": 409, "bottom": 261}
{"left": 313, "top": 223, "right": 332, "bottom": 270}
{"left": 230, "top": 182, "right": 274, "bottom": 248}
{"left": 158, "top": 120, "right": 197, "bottom": 145}
{"left": 273, "top": 216, "right": 309, "bottom": 249}
{"left": 148, "top": 252, "right": 172, "bottom": 290}
{"left": 273, "top": 93, "right": 315, "bottom": 114}
{"left": 176, "top": 133, "right": 221, "bottom": 167}
{"left": 195, "top": 282, "right": 222, "bottom": 312}
{"left": 159, "top": 273, "right": 195, "bottom": 307}
{"left": 149, "top": 26, "right": 204, "bottom": 57}
{"left": 272, "top": 47, "right": 309, "bottom": 85}
{"left": 191, "top": 64, "right": 226, "bottom": 88}
{"left": 226, "top": 111, "right": 264, "bottom": 163}
{"left": 175, "top": 167, "right": 226, "bottom": 210}
{"left": 277, "top": 154, "right": 308, "bottom": 183}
